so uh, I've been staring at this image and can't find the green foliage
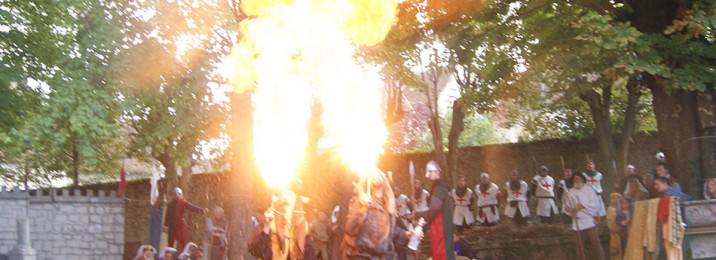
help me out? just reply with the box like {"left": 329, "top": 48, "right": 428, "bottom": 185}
{"left": 412, "top": 110, "right": 506, "bottom": 152}
{"left": 0, "top": 0, "right": 135, "bottom": 185}
{"left": 117, "top": 0, "right": 234, "bottom": 185}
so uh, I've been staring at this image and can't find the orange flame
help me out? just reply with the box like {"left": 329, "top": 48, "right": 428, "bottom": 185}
{"left": 222, "top": 0, "right": 397, "bottom": 186}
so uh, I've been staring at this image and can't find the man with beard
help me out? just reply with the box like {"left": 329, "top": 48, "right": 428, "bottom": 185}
{"left": 475, "top": 173, "right": 500, "bottom": 227}
{"left": 582, "top": 161, "right": 607, "bottom": 217}
{"left": 531, "top": 165, "right": 559, "bottom": 224}
{"left": 505, "top": 170, "right": 529, "bottom": 225}
{"left": 415, "top": 160, "right": 455, "bottom": 260}
{"left": 565, "top": 173, "right": 606, "bottom": 260}
{"left": 451, "top": 175, "right": 475, "bottom": 232}
{"left": 414, "top": 179, "right": 430, "bottom": 212}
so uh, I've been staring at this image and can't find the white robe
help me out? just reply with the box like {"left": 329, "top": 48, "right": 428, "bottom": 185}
{"left": 504, "top": 181, "right": 530, "bottom": 218}
{"left": 475, "top": 183, "right": 500, "bottom": 224}
{"left": 564, "top": 186, "right": 600, "bottom": 231}
{"left": 395, "top": 194, "right": 413, "bottom": 230}
{"left": 532, "top": 175, "right": 559, "bottom": 217}
{"left": 451, "top": 188, "right": 475, "bottom": 225}
{"left": 582, "top": 171, "right": 607, "bottom": 216}
{"left": 415, "top": 189, "right": 430, "bottom": 212}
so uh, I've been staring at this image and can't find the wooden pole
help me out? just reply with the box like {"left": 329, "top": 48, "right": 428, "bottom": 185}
{"left": 409, "top": 160, "right": 419, "bottom": 260}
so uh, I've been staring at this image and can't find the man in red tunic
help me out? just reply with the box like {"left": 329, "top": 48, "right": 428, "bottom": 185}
{"left": 164, "top": 187, "right": 207, "bottom": 250}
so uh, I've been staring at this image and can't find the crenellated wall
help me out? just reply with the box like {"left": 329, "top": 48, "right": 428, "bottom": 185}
{"left": 0, "top": 187, "right": 124, "bottom": 260}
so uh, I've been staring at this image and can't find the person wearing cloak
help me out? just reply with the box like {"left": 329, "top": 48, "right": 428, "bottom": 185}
{"left": 415, "top": 160, "right": 455, "bottom": 260}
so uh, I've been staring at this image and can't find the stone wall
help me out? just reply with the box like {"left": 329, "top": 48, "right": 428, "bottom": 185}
{"left": 379, "top": 133, "right": 661, "bottom": 195}
{"left": 0, "top": 188, "right": 124, "bottom": 260}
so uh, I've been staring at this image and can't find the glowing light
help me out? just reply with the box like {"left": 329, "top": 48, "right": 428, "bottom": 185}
{"left": 222, "top": 0, "right": 397, "bottom": 186}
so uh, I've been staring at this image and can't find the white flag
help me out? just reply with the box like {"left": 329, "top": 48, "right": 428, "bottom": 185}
{"left": 150, "top": 161, "right": 160, "bottom": 206}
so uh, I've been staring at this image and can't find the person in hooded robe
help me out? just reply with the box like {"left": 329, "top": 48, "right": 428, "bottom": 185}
{"left": 415, "top": 160, "right": 455, "bottom": 260}
{"left": 133, "top": 245, "right": 156, "bottom": 260}
{"left": 159, "top": 247, "right": 179, "bottom": 260}
{"left": 582, "top": 161, "right": 607, "bottom": 217}
{"left": 704, "top": 178, "right": 716, "bottom": 200}
{"left": 342, "top": 169, "right": 411, "bottom": 260}
{"left": 505, "top": 170, "right": 529, "bottom": 226}
{"left": 623, "top": 176, "right": 649, "bottom": 203}
{"left": 531, "top": 166, "right": 559, "bottom": 224}
{"left": 178, "top": 242, "right": 199, "bottom": 260}
{"left": 164, "top": 188, "right": 208, "bottom": 251}
{"left": 451, "top": 175, "right": 474, "bottom": 232}
{"left": 475, "top": 173, "right": 499, "bottom": 227}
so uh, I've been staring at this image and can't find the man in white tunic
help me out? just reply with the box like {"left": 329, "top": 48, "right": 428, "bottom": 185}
{"left": 531, "top": 165, "right": 559, "bottom": 224}
{"left": 475, "top": 173, "right": 500, "bottom": 227}
{"left": 582, "top": 161, "right": 607, "bottom": 217}
{"left": 414, "top": 179, "right": 430, "bottom": 212}
{"left": 393, "top": 186, "right": 414, "bottom": 230}
{"left": 564, "top": 173, "right": 606, "bottom": 260}
{"left": 505, "top": 170, "right": 529, "bottom": 225}
{"left": 451, "top": 175, "right": 475, "bottom": 232}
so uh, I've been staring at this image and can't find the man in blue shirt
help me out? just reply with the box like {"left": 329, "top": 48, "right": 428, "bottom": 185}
{"left": 654, "top": 177, "right": 693, "bottom": 201}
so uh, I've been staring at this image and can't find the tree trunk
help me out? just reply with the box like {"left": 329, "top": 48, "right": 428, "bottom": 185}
{"left": 447, "top": 99, "right": 466, "bottom": 186}
{"left": 614, "top": 75, "right": 642, "bottom": 186}
{"left": 582, "top": 87, "right": 617, "bottom": 188}
{"left": 697, "top": 89, "right": 716, "bottom": 180}
{"left": 227, "top": 91, "right": 257, "bottom": 260}
{"left": 428, "top": 113, "right": 449, "bottom": 176}
{"left": 649, "top": 75, "right": 701, "bottom": 194}
{"left": 157, "top": 151, "right": 178, "bottom": 189}
{"left": 71, "top": 139, "right": 80, "bottom": 186}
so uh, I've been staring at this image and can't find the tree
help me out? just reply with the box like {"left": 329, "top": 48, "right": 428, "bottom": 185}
{"left": 412, "top": 109, "right": 506, "bottom": 151}
{"left": 0, "top": 0, "right": 135, "bottom": 186}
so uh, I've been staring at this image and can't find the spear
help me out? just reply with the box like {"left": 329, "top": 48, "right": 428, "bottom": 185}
{"left": 409, "top": 160, "right": 420, "bottom": 259}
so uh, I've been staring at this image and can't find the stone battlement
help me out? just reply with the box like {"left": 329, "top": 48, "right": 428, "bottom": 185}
{"left": 0, "top": 187, "right": 123, "bottom": 204}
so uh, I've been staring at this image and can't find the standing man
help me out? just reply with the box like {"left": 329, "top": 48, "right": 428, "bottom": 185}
{"left": 415, "top": 160, "right": 455, "bottom": 260}
{"left": 164, "top": 187, "right": 208, "bottom": 251}
{"left": 414, "top": 179, "right": 430, "bottom": 212}
{"left": 531, "top": 165, "right": 559, "bottom": 224}
{"left": 505, "top": 170, "right": 529, "bottom": 225}
{"left": 616, "top": 164, "right": 638, "bottom": 191}
{"left": 394, "top": 187, "right": 414, "bottom": 231}
{"left": 565, "top": 173, "right": 606, "bottom": 260}
{"left": 451, "top": 175, "right": 475, "bottom": 232}
{"left": 475, "top": 173, "right": 500, "bottom": 227}
{"left": 582, "top": 161, "right": 607, "bottom": 217}
{"left": 655, "top": 162, "right": 682, "bottom": 191}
